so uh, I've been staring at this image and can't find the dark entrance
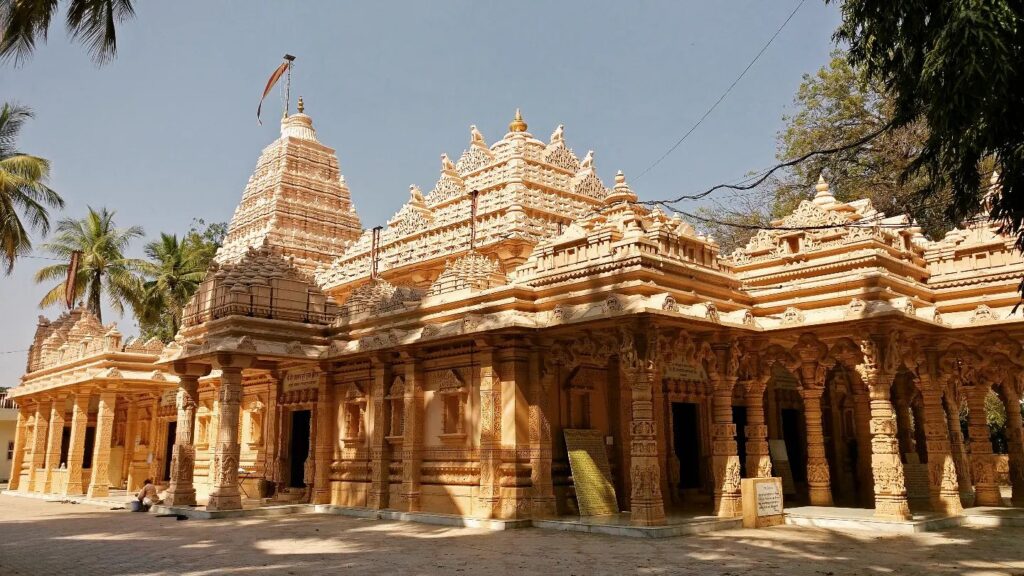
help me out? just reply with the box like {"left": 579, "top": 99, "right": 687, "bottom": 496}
{"left": 82, "top": 427, "right": 96, "bottom": 469}
{"left": 672, "top": 402, "right": 702, "bottom": 489}
{"left": 781, "top": 408, "right": 806, "bottom": 483}
{"left": 59, "top": 426, "right": 71, "bottom": 467}
{"left": 732, "top": 406, "right": 748, "bottom": 478}
{"left": 289, "top": 410, "right": 312, "bottom": 489}
{"left": 163, "top": 421, "right": 177, "bottom": 481}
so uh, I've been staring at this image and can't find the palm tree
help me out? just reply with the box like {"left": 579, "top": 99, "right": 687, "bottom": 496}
{"left": 34, "top": 206, "right": 144, "bottom": 322}
{"left": 137, "top": 232, "right": 212, "bottom": 340}
{"left": 0, "top": 103, "right": 63, "bottom": 273}
{"left": 0, "top": 0, "right": 136, "bottom": 65}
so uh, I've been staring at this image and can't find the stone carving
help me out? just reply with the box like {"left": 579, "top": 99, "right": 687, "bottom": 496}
{"left": 781, "top": 307, "right": 805, "bottom": 326}
{"left": 970, "top": 304, "right": 994, "bottom": 323}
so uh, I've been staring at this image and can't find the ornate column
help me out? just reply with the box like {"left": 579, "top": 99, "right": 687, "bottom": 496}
{"left": 476, "top": 344, "right": 502, "bottom": 519}
{"left": 794, "top": 334, "right": 833, "bottom": 506}
{"left": 8, "top": 405, "right": 31, "bottom": 491}
{"left": 43, "top": 397, "right": 65, "bottom": 493}
{"left": 916, "top": 351, "right": 962, "bottom": 515}
{"left": 312, "top": 367, "right": 335, "bottom": 505}
{"left": 400, "top": 352, "right": 424, "bottom": 512}
{"left": 744, "top": 376, "right": 772, "bottom": 478}
{"left": 945, "top": 392, "right": 973, "bottom": 506}
{"left": 64, "top": 392, "right": 91, "bottom": 496}
{"left": 529, "top": 345, "right": 556, "bottom": 518}
{"left": 1000, "top": 384, "right": 1024, "bottom": 507}
{"left": 367, "top": 356, "right": 393, "bottom": 510}
{"left": 26, "top": 399, "right": 51, "bottom": 492}
{"left": 164, "top": 363, "right": 209, "bottom": 506}
{"left": 620, "top": 325, "right": 666, "bottom": 526}
{"left": 709, "top": 341, "right": 742, "bottom": 517}
{"left": 858, "top": 335, "right": 911, "bottom": 520}
{"left": 86, "top": 392, "right": 117, "bottom": 498}
{"left": 207, "top": 356, "right": 250, "bottom": 511}
{"left": 965, "top": 382, "right": 1001, "bottom": 506}
{"left": 121, "top": 396, "right": 137, "bottom": 485}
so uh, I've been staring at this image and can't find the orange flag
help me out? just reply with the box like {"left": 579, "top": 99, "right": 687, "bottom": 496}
{"left": 257, "top": 60, "right": 290, "bottom": 125}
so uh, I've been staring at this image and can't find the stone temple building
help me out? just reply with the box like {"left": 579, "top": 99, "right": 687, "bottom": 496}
{"left": 5, "top": 103, "right": 1023, "bottom": 528}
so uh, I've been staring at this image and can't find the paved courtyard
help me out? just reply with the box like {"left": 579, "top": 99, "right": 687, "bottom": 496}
{"left": 1, "top": 494, "right": 1023, "bottom": 575}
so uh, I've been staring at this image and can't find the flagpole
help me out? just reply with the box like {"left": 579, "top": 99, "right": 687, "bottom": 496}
{"left": 283, "top": 54, "right": 296, "bottom": 117}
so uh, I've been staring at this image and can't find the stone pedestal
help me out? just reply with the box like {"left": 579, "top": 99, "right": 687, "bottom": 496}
{"left": 64, "top": 393, "right": 91, "bottom": 496}
{"left": 164, "top": 373, "right": 202, "bottom": 506}
{"left": 800, "top": 388, "right": 834, "bottom": 506}
{"left": 87, "top": 392, "right": 116, "bottom": 498}
{"left": 207, "top": 367, "right": 244, "bottom": 511}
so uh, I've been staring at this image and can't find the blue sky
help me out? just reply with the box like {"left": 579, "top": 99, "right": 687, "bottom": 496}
{"left": 0, "top": 0, "right": 841, "bottom": 382}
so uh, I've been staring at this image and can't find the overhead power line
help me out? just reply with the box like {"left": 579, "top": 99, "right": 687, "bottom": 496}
{"left": 635, "top": 0, "right": 807, "bottom": 180}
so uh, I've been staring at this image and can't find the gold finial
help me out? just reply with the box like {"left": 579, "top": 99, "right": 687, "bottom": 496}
{"left": 297, "top": 96, "right": 305, "bottom": 114}
{"left": 508, "top": 108, "right": 528, "bottom": 133}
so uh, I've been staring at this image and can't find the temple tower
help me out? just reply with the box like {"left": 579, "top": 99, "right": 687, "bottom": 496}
{"left": 216, "top": 97, "right": 362, "bottom": 274}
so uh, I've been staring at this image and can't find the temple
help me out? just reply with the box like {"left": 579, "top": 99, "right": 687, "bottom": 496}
{"left": 6, "top": 105, "right": 1023, "bottom": 528}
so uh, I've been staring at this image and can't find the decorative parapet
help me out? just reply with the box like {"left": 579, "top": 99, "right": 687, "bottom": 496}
{"left": 183, "top": 245, "right": 338, "bottom": 327}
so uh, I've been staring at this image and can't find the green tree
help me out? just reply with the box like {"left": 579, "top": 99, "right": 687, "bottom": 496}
{"left": 696, "top": 52, "right": 956, "bottom": 254}
{"left": 0, "top": 0, "right": 136, "bottom": 65}
{"left": 136, "top": 225, "right": 221, "bottom": 342}
{"left": 0, "top": 103, "right": 62, "bottom": 273}
{"left": 34, "top": 206, "right": 144, "bottom": 322}
{"left": 832, "top": 0, "right": 1024, "bottom": 252}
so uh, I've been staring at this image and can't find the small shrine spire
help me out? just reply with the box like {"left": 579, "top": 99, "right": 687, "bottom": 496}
{"left": 508, "top": 108, "right": 528, "bottom": 133}
{"left": 812, "top": 174, "right": 835, "bottom": 207}
{"left": 297, "top": 96, "right": 305, "bottom": 114}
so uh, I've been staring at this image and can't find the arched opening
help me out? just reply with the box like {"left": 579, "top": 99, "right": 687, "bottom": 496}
{"left": 823, "top": 365, "right": 872, "bottom": 508}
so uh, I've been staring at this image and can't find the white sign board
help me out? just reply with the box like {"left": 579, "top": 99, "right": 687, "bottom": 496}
{"left": 756, "top": 481, "right": 783, "bottom": 516}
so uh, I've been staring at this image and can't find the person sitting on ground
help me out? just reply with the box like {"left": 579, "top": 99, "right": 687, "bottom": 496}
{"left": 135, "top": 479, "right": 161, "bottom": 511}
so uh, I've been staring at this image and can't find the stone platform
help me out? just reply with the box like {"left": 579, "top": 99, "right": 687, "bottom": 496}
{"left": 781, "top": 505, "right": 1024, "bottom": 533}
{"left": 533, "top": 513, "right": 741, "bottom": 538}
{"left": 314, "top": 505, "right": 533, "bottom": 530}
{"left": 151, "top": 502, "right": 313, "bottom": 520}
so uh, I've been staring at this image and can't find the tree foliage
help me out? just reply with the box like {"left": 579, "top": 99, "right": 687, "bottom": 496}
{"left": 0, "top": 102, "right": 62, "bottom": 273}
{"left": 136, "top": 219, "right": 223, "bottom": 342}
{"left": 832, "top": 0, "right": 1024, "bottom": 252}
{"left": 697, "top": 52, "right": 958, "bottom": 254}
{"left": 34, "top": 206, "right": 144, "bottom": 322}
{"left": 0, "top": 0, "right": 135, "bottom": 65}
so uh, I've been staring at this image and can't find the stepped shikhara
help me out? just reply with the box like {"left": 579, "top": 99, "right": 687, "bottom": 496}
{"left": 7, "top": 107, "right": 1024, "bottom": 530}
{"left": 216, "top": 97, "right": 362, "bottom": 274}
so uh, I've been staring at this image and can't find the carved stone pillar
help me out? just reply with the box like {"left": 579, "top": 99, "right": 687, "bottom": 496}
{"left": 865, "top": 376, "right": 912, "bottom": 520}
{"left": 800, "top": 387, "right": 834, "bottom": 506}
{"left": 400, "top": 353, "right": 424, "bottom": 512}
{"left": 945, "top": 393, "right": 973, "bottom": 506}
{"left": 1000, "top": 385, "right": 1024, "bottom": 507}
{"left": 965, "top": 384, "right": 1001, "bottom": 506}
{"left": 26, "top": 399, "right": 51, "bottom": 492}
{"left": 121, "top": 397, "right": 137, "bottom": 486}
{"left": 367, "top": 358, "right": 393, "bottom": 509}
{"left": 529, "top": 347, "right": 556, "bottom": 518}
{"left": 207, "top": 362, "right": 246, "bottom": 511}
{"left": 164, "top": 366, "right": 206, "bottom": 506}
{"left": 477, "top": 345, "right": 502, "bottom": 519}
{"left": 709, "top": 342, "right": 742, "bottom": 517}
{"left": 87, "top": 392, "right": 117, "bottom": 498}
{"left": 64, "top": 392, "right": 91, "bottom": 496}
{"left": 8, "top": 405, "right": 31, "bottom": 491}
{"left": 919, "top": 384, "right": 962, "bottom": 515}
{"left": 43, "top": 398, "right": 65, "bottom": 493}
{"left": 264, "top": 372, "right": 280, "bottom": 487}
{"left": 312, "top": 369, "right": 335, "bottom": 505}
{"left": 744, "top": 379, "right": 772, "bottom": 478}
{"left": 621, "top": 326, "right": 666, "bottom": 526}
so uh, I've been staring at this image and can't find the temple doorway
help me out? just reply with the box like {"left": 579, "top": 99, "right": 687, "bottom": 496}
{"left": 671, "top": 402, "right": 702, "bottom": 491}
{"left": 288, "top": 410, "right": 311, "bottom": 489}
{"left": 162, "top": 421, "right": 177, "bottom": 482}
